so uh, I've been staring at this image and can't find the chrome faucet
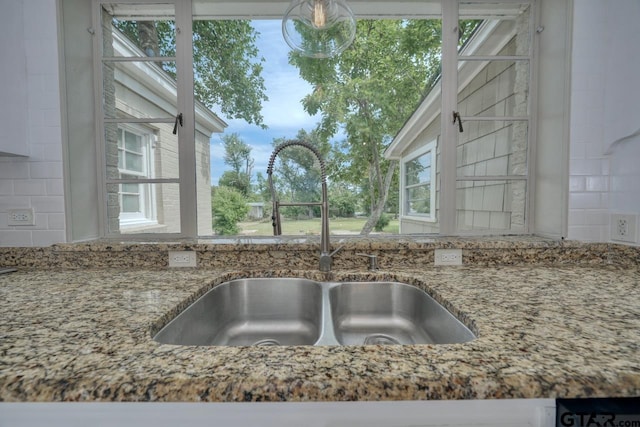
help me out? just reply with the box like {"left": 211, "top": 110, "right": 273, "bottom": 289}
{"left": 267, "top": 140, "right": 338, "bottom": 272}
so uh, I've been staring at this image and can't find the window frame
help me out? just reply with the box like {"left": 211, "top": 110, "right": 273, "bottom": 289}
{"left": 92, "top": 0, "right": 196, "bottom": 239}
{"left": 90, "top": 0, "right": 537, "bottom": 240}
{"left": 117, "top": 124, "right": 158, "bottom": 228}
{"left": 400, "top": 140, "right": 437, "bottom": 223}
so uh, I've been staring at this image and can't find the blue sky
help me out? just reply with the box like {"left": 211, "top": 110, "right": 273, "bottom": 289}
{"left": 209, "top": 20, "right": 320, "bottom": 185}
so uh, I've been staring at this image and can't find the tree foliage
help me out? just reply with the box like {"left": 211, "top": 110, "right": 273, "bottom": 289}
{"left": 211, "top": 186, "right": 249, "bottom": 235}
{"left": 290, "top": 19, "right": 479, "bottom": 234}
{"left": 289, "top": 20, "right": 444, "bottom": 234}
{"left": 114, "top": 20, "right": 267, "bottom": 127}
{"left": 270, "top": 129, "right": 330, "bottom": 218}
{"left": 219, "top": 133, "right": 254, "bottom": 196}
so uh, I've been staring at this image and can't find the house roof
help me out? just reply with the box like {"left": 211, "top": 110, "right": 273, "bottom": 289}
{"left": 112, "top": 28, "right": 227, "bottom": 135}
{"left": 384, "top": 18, "right": 518, "bottom": 159}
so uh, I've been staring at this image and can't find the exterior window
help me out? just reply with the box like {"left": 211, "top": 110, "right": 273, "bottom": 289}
{"left": 90, "top": 1, "right": 535, "bottom": 239}
{"left": 401, "top": 141, "right": 436, "bottom": 220}
{"left": 117, "top": 126, "right": 157, "bottom": 228}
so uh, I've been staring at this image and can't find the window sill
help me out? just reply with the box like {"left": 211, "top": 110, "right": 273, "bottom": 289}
{"left": 401, "top": 215, "right": 437, "bottom": 223}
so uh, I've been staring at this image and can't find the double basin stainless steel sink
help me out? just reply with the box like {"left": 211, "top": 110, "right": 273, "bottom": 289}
{"left": 153, "top": 278, "right": 476, "bottom": 346}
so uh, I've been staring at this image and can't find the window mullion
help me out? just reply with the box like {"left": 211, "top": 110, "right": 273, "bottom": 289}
{"left": 175, "top": 0, "right": 197, "bottom": 238}
{"left": 440, "top": 0, "right": 459, "bottom": 235}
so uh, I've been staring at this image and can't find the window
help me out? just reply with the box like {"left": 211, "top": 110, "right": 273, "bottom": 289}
{"left": 401, "top": 140, "right": 436, "bottom": 221}
{"left": 90, "top": 0, "right": 536, "bottom": 239}
{"left": 117, "top": 126, "right": 157, "bottom": 228}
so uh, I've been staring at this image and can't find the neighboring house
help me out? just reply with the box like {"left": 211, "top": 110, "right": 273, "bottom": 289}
{"left": 385, "top": 10, "right": 530, "bottom": 235}
{"left": 247, "top": 202, "right": 265, "bottom": 220}
{"left": 107, "top": 27, "right": 226, "bottom": 235}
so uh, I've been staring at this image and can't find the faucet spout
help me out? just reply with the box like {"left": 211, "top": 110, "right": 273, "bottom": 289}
{"left": 267, "top": 140, "right": 333, "bottom": 271}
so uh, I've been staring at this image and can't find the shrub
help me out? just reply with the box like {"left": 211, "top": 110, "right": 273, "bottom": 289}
{"left": 374, "top": 213, "right": 390, "bottom": 232}
{"left": 212, "top": 186, "right": 249, "bottom": 235}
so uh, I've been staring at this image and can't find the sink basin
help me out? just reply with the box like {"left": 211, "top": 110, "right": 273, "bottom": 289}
{"left": 154, "top": 278, "right": 323, "bottom": 346}
{"left": 329, "top": 282, "right": 476, "bottom": 345}
{"left": 154, "top": 278, "right": 475, "bottom": 346}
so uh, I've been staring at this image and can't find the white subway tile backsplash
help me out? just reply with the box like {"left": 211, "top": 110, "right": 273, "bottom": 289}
{"left": 569, "top": 176, "right": 585, "bottom": 192}
{"left": 0, "top": 180, "right": 13, "bottom": 195}
{"left": 570, "top": 143, "right": 587, "bottom": 160}
{"left": 568, "top": 209, "right": 586, "bottom": 226}
{"left": 31, "top": 213, "right": 50, "bottom": 230}
{"left": 13, "top": 179, "right": 46, "bottom": 196}
{"left": 31, "top": 230, "right": 66, "bottom": 247}
{"left": 586, "top": 176, "right": 609, "bottom": 192}
{"left": 30, "top": 196, "right": 65, "bottom": 213}
{"left": 40, "top": 144, "right": 63, "bottom": 162}
{"left": 0, "top": 196, "right": 31, "bottom": 211}
{"left": 0, "top": 161, "right": 30, "bottom": 179}
{"left": 47, "top": 213, "right": 66, "bottom": 230}
{"left": 29, "top": 162, "right": 63, "bottom": 179}
{"left": 584, "top": 210, "right": 609, "bottom": 226}
{"left": 0, "top": 230, "right": 33, "bottom": 247}
{"left": 43, "top": 109, "right": 61, "bottom": 127}
{"left": 28, "top": 125, "right": 54, "bottom": 146}
{"left": 27, "top": 83, "right": 60, "bottom": 110}
{"left": 568, "top": 226, "right": 604, "bottom": 242}
{"left": 569, "top": 192, "right": 604, "bottom": 210}
{"left": 28, "top": 109, "right": 45, "bottom": 126}
{"left": 0, "top": 0, "right": 66, "bottom": 247}
{"left": 45, "top": 179, "right": 64, "bottom": 196}
{"left": 569, "top": 159, "right": 602, "bottom": 176}
{"left": 22, "top": 1, "right": 57, "bottom": 40}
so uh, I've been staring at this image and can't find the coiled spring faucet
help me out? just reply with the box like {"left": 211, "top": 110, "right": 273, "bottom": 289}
{"left": 266, "top": 140, "right": 337, "bottom": 272}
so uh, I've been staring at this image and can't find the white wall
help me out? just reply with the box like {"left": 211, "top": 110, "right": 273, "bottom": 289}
{"left": 568, "top": 0, "right": 640, "bottom": 245}
{"left": 0, "top": 0, "right": 66, "bottom": 247}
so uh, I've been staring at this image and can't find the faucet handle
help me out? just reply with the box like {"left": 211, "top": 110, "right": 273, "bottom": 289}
{"left": 356, "top": 253, "right": 379, "bottom": 271}
{"left": 330, "top": 245, "right": 343, "bottom": 257}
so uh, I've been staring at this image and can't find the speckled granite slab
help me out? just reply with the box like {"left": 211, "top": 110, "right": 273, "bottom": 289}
{"left": 1, "top": 265, "right": 639, "bottom": 402}
{"left": 1, "top": 237, "right": 638, "bottom": 270}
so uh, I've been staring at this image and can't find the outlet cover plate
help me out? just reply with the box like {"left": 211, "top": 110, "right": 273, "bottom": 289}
{"left": 611, "top": 213, "right": 638, "bottom": 243}
{"left": 168, "top": 251, "right": 197, "bottom": 268}
{"left": 8, "top": 208, "right": 35, "bottom": 226}
{"left": 434, "top": 249, "right": 463, "bottom": 266}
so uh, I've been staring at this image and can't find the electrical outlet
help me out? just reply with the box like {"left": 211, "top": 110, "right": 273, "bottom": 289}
{"left": 8, "top": 208, "right": 35, "bottom": 226}
{"left": 434, "top": 249, "right": 463, "bottom": 266}
{"left": 611, "top": 213, "right": 638, "bottom": 243}
{"left": 168, "top": 251, "right": 197, "bottom": 268}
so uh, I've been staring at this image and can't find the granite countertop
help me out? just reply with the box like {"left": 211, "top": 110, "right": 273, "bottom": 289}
{"left": 1, "top": 262, "right": 639, "bottom": 402}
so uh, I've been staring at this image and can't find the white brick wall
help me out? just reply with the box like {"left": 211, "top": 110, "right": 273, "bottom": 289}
{"left": 0, "top": 0, "right": 65, "bottom": 247}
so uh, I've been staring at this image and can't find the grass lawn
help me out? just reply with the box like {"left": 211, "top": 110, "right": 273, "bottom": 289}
{"left": 238, "top": 217, "right": 399, "bottom": 236}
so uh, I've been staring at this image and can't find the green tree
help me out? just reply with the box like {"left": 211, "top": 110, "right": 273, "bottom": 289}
{"left": 270, "top": 129, "right": 330, "bottom": 218}
{"left": 329, "top": 183, "right": 357, "bottom": 218}
{"left": 211, "top": 186, "right": 249, "bottom": 235}
{"left": 219, "top": 133, "right": 254, "bottom": 196}
{"left": 114, "top": 20, "right": 267, "bottom": 127}
{"left": 218, "top": 170, "right": 251, "bottom": 197}
{"left": 290, "top": 19, "right": 479, "bottom": 234}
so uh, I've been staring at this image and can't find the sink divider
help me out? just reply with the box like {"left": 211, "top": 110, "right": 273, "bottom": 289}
{"left": 314, "top": 282, "right": 341, "bottom": 346}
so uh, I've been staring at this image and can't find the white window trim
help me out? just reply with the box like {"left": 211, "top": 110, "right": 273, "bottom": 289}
{"left": 93, "top": 0, "right": 196, "bottom": 239}
{"left": 400, "top": 139, "right": 437, "bottom": 223}
{"left": 91, "top": 0, "right": 537, "bottom": 239}
{"left": 117, "top": 124, "right": 158, "bottom": 228}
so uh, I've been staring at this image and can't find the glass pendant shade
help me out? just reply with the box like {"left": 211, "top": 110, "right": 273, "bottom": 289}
{"left": 282, "top": 0, "right": 356, "bottom": 58}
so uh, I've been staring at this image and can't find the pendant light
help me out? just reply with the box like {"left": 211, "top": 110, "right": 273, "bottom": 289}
{"left": 282, "top": 0, "right": 357, "bottom": 58}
